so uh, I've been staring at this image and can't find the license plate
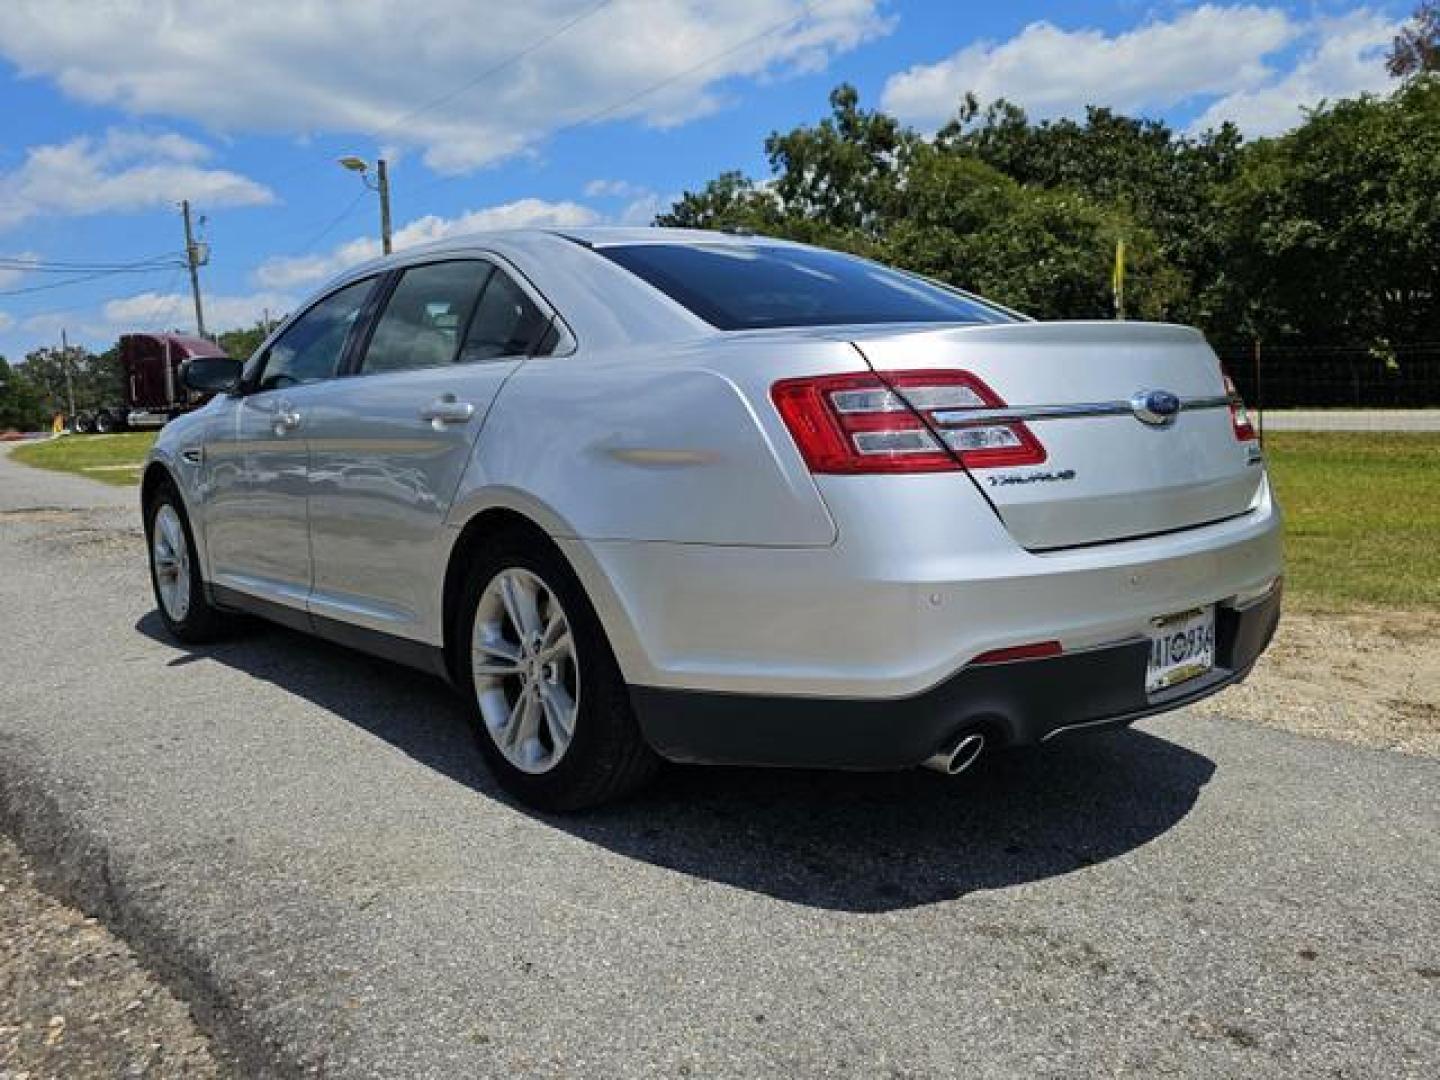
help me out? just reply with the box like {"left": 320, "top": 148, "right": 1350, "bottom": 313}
{"left": 1146, "top": 606, "right": 1216, "bottom": 693}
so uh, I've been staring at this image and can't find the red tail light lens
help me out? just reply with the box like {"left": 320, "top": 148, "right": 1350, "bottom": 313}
{"left": 971, "top": 640, "right": 1063, "bottom": 665}
{"left": 771, "top": 370, "right": 1045, "bottom": 474}
{"left": 1224, "top": 374, "right": 1257, "bottom": 442}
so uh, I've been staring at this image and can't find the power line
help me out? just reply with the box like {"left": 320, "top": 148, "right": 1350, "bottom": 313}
{"left": 0, "top": 264, "right": 179, "bottom": 298}
{"left": 405, "top": 1, "right": 819, "bottom": 206}
{"left": 375, "top": 0, "right": 614, "bottom": 141}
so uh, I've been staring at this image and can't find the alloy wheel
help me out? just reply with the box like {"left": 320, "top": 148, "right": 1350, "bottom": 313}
{"left": 151, "top": 504, "right": 192, "bottom": 622}
{"left": 470, "top": 568, "right": 580, "bottom": 775}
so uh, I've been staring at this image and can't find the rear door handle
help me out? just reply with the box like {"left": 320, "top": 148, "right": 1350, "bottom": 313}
{"left": 420, "top": 395, "right": 476, "bottom": 428}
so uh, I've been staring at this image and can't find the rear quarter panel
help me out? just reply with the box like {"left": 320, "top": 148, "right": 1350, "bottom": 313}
{"left": 454, "top": 340, "right": 853, "bottom": 546}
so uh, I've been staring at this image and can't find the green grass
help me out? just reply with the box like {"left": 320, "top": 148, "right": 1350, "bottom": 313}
{"left": 8, "top": 429, "right": 1435, "bottom": 610}
{"left": 9, "top": 432, "right": 157, "bottom": 486}
{"left": 1263, "top": 432, "right": 1440, "bottom": 611}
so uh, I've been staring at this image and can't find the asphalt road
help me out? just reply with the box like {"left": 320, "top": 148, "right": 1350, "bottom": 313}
{"left": 1258, "top": 409, "right": 1440, "bottom": 432}
{"left": 1, "top": 447, "right": 1436, "bottom": 1079}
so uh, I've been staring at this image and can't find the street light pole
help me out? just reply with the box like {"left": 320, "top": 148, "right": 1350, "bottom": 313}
{"left": 339, "top": 155, "right": 393, "bottom": 255}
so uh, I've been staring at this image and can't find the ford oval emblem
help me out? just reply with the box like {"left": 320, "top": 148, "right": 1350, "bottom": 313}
{"left": 1130, "top": 389, "right": 1181, "bottom": 427}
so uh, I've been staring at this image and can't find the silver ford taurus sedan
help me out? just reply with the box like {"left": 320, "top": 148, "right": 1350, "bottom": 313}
{"left": 144, "top": 228, "right": 1282, "bottom": 809}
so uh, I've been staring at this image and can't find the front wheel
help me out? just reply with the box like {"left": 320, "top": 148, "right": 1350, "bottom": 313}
{"left": 457, "top": 536, "right": 659, "bottom": 811}
{"left": 145, "top": 484, "right": 229, "bottom": 643}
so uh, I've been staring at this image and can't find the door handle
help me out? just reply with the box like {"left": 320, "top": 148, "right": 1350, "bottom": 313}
{"left": 273, "top": 402, "right": 302, "bottom": 435}
{"left": 419, "top": 396, "right": 476, "bottom": 428}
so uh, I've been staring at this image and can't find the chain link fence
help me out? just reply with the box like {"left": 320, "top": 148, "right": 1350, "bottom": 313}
{"left": 1214, "top": 341, "right": 1440, "bottom": 433}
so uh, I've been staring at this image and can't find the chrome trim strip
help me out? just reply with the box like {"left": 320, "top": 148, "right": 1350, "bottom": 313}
{"left": 931, "top": 394, "right": 1234, "bottom": 426}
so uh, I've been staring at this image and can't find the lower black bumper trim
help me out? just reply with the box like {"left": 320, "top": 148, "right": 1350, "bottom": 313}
{"left": 630, "top": 586, "right": 1281, "bottom": 769}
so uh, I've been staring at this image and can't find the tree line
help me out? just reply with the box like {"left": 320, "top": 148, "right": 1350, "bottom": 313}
{"left": 660, "top": 8, "right": 1440, "bottom": 350}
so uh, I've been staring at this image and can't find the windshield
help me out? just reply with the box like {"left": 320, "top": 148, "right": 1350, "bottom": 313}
{"left": 597, "top": 242, "right": 1014, "bottom": 331}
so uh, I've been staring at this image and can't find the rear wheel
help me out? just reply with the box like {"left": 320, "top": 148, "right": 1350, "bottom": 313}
{"left": 94, "top": 409, "right": 119, "bottom": 434}
{"left": 73, "top": 412, "right": 95, "bottom": 435}
{"left": 145, "top": 483, "right": 229, "bottom": 642}
{"left": 457, "top": 534, "right": 659, "bottom": 811}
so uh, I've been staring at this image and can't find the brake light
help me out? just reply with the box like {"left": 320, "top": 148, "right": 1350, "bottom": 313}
{"left": 1224, "top": 374, "right": 1257, "bottom": 442}
{"left": 771, "top": 370, "right": 1045, "bottom": 474}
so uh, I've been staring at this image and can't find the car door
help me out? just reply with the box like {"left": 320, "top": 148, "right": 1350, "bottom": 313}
{"left": 304, "top": 257, "right": 559, "bottom": 643}
{"left": 204, "top": 276, "right": 378, "bottom": 619}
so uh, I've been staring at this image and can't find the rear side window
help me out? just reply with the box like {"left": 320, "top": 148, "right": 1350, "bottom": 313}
{"left": 460, "top": 269, "right": 553, "bottom": 363}
{"left": 597, "top": 243, "right": 1013, "bottom": 330}
{"left": 360, "top": 260, "right": 494, "bottom": 374}
{"left": 254, "top": 277, "right": 375, "bottom": 390}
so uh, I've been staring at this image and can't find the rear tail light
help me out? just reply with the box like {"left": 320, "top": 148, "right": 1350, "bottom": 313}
{"left": 771, "top": 370, "right": 1046, "bottom": 474}
{"left": 1224, "top": 374, "right": 1257, "bottom": 442}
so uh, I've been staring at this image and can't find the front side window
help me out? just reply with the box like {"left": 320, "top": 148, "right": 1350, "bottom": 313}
{"left": 597, "top": 243, "right": 1014, "bottom": 330}
{"left": 255, "top": 277, "right": 375, "bottom": 390}
{"left": 360, "top": 261, "right": 495, "bottom": 374}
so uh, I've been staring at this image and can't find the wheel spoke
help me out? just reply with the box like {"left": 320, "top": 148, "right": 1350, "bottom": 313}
{"left": 499, "top": 573, "right": 543, "bottom": 642}
{"left": 472, "top": 634, "right": 523, "bottom": 677}
{"left": 535, "top": 630, "right": 572, "bottom": 665}
{"left": 538, "top": 680, "right": 575, "bottom": 746}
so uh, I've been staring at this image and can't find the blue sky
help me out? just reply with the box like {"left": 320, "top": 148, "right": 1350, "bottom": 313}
{"left": 0, "top": 1, "right": 1412, "bottom": 358}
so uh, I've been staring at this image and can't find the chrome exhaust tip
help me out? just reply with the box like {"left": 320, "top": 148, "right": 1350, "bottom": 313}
{"left": 922, "top": 732, "right": 986, "bottom": 776}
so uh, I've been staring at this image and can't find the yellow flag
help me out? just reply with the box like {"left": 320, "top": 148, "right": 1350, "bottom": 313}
{"left": 1112, "top": 237, "right": 1126, "bottom": 320}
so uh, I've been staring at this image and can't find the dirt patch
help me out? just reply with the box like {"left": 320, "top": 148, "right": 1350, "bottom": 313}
{"left": 0, "top": 834, "right": 227, "bottom": 1078}
{"left": 1196, "top": 608, "right": 1440, "bottom": 757}
{"left": 0, "top": 509, "right": 87, "bottom": 524}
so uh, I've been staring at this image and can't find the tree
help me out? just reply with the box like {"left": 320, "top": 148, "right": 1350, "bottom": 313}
{"left": 1218, "top": 77, "right": 1440, "bottom": 343}
{"left": 1388, "top": 2, "right": 1440, "bottom": 77}
{"left": 0, "top": 356, "right": 47, "bottom": 431}
{"left": 218, "top": 319, "right": 275, "bottom": 362}
{"left": 14, "top": 345, "right": 122, "bottom": 416}
{"left": 938, "top": 101, "right": 1245, "bottom": 326}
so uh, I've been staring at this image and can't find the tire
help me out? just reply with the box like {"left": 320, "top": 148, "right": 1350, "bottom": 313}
{"left": 456, "top": 532, "right": 659, "bottom": 811}
{"left": 144, "top": 482, "right": 229, "bottom": 643}
{"left": 73, "top": 413, "right": 95, "bottom": 435}
{"left": 94, "top": 409, "right": 118, "bottom": 434}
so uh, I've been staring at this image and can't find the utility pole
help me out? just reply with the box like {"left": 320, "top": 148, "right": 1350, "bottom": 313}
{"left": 339, "top": 155, "right": 393, "bottom": 254}
{"left": 181, "top": 199, "right": 208, "bottom": 339}
{"left": 377, "top": 158, "right": 393, "bottom": 255}
{"left": 60, "top": 328, "right": 76, "bottom": 419}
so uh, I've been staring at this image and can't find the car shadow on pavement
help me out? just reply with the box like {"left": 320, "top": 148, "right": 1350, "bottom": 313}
{"left": 137, "top": 612, "right": 1216, "bottom": 914}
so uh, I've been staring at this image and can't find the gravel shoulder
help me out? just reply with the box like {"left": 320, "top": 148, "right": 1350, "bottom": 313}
{"left": 1196, "top": 607, "right": 1440, "bottom": 757}
{"left": 1, "top": 448, "right": 1438, "bottom": 1079}
{"left": 0, "top": 833, "right": 227, "bottom": 1079}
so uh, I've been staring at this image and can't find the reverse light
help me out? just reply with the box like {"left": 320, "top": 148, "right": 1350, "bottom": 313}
{"left": 1224, "top": 374, "right": 1257, "bottom": 442}
{"left": 771, "top": 370, "right": 1046, "bottom": 474}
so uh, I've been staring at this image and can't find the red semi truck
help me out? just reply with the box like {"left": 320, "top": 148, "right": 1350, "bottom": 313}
{"left": 70, "top": 333, "right": 228, "bottom": 433}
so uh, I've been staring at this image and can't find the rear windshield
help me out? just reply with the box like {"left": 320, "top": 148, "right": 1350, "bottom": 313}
{"left": 597, "top": 242, "right": 1013, "bottom": 330}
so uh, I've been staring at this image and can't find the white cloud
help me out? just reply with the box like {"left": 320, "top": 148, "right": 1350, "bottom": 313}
{"left": 585, "top": 179, "right": 648, "bottom": 198}
{"left": 882, "top": 5, "right": 1299, "bottom": 127}
{"left": 100, "top": 289, "right": 291, "bottom": 330}
{"left": 1188, "top": 10, "right": 1399, "bottom": 135}
{"left": 0, "top": 1, "right": 891, "bottom": 174}
{"left": 0, "top": 128, "right": 274, "bottom": 230}
{"left": 256, "top": 198, "right": 600, "bottom": 289}
{"left": 0, "top": 311, "right": 14, "bottom": 332}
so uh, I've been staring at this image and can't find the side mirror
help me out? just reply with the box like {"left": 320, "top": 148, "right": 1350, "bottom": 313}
{"left": 182, "top": 355, "right": 242, "bottom": 394}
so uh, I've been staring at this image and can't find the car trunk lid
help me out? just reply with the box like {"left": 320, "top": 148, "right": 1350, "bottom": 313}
{"left": 850, "top": 321, "right": 1264, "bottom": 549}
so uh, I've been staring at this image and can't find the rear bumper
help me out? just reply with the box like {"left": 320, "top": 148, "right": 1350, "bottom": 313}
{"left": 631, "top": 585, "right": 1280, "bottom": 769}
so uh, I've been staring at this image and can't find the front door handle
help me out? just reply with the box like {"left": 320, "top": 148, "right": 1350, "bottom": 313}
{"left": 420, "top": 395, "right": 476, "bottom": 428}
{"left": 273, "top": 401, "right": 302, "bottom": 435}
